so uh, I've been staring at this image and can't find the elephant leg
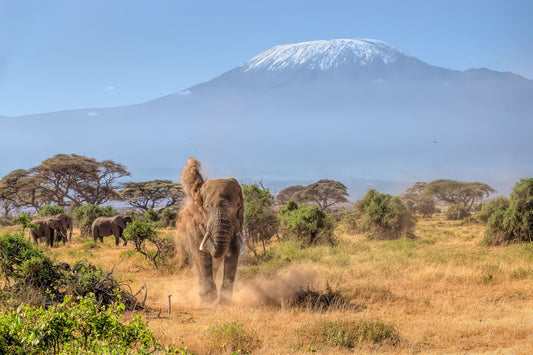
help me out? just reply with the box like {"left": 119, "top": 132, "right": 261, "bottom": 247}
{"left": 219, "top": 237, "right": 240, "bottom": 304}
{"left": 112, "top": 226, "right": 121, "bottom": 246}
{"left": 118, "top": 228, "right": 127, "bottom": 246}
{"left": 194, "top": 251, "right": 217, "bottom": 303}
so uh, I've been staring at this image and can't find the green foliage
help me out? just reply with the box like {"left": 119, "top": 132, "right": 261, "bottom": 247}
{"left": 278, "top": 201, "right": 335, "bottom": 245}
{"left": 0, "top": 232, "right": 44, "bottom": 284}
{"left": 71, "top": 204, "right": 116, "bottom": 237}
{"left": 144, "top": 208, "right": 159, "bottom": 222}
{"left": 485, "top": 178, "right": 533, "bottom": 244}
{"left": 0, "top": 232, "right": 139, "bottom": 309}
{"left": 160, "top": 207, "right": 178, "bottom": 228}
{"left": 123, "top": 217, "right": 175, "bottom": 267}
{"left": 242, "top": 183, "right": 278, "bottom": 255}
{"left": 205, "top": 321, "right": 262, "bottom": 354}
{"left": 476, "top": 196, "right": 510, "bottom": 223}
{"left": 38, "top": 205, "right": 66, "bottom": 217}
{"left": 445, "top": 204, "right": 470, "bottom": 220}
{"left": 12, "top": 213, "right": 38, "bottom": 231}
{"left": 0, "top": 295, "right": 185, "bottom": 354}
{"left": 355, "top": 189, "right": 416, "bottom": 239}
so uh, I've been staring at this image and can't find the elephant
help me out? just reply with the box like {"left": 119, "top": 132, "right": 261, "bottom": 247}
{"left": 53, "top": 214, "right": 73, "bottom": 241}
{"left": 30, "top": 216, "right": 68, "bottom": 247}
{"left": 91, "top": 215, "right": 132, "bottom": 246}
{"left": 177, "top": 157, "right": 244, "bottom": 304}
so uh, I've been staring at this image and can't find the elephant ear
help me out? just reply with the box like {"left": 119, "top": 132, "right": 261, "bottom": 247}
{"left": 235, "top": 183, "right": 244, "bottom": 231}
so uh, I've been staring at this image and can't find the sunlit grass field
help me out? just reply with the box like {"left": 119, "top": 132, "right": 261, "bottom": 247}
{"left": 3, "top": 215, "right": 533, "bottom": 354}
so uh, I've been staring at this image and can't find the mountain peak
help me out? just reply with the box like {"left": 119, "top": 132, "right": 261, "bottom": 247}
{"left": 242, "top": 39, "right": 409, "bottom": 72}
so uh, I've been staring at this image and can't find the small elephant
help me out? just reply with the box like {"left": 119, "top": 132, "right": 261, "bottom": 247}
{"left": 53, "top": 214, "right": 73, "bottom": 241}
{"left": 91, "top": 216, "right": 132, "bottom": 246}
{"left": 177, "top": 157, "right": 244, "bottom": 304}
{"left": 30, "top": 216, "right": 68, "bottom": 247}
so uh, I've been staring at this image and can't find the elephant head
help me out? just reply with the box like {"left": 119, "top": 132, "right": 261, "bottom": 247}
{"left": 54, "top": 214, "right": 73, "bottom": 241}
{"left": 178, "top": 157, "right": 244, "bottom": 303}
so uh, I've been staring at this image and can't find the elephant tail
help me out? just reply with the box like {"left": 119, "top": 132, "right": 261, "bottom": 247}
{"left": 180, "top": 157, "right": 204, "bottom": 207}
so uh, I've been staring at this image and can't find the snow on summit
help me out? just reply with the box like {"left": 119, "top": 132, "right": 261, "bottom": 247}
{"left": 243, "top": 39, "right": 407, "bottom": 72}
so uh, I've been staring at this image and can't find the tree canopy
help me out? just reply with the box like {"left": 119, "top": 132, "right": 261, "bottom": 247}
{"left": 289, "top": 179, "right": 349, "bottom": 211}
{"left": 0, "top": 154, "right": 130, "bottom": 211}
{"left": 119, "top": 180, "right": 183, "bottom": 212}
{"left": 275, "top": 185, "right": 305, "bottom": 206}
{"left": 424, "top": 179, "right": 495, "bottom": 211}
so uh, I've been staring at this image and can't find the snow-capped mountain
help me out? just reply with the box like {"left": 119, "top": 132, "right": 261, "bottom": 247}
{"left": 243, "top": 39, "right": 409, "bottom": 72}
{"left": 2, "top": 39, "right": 533, "bottom": 197}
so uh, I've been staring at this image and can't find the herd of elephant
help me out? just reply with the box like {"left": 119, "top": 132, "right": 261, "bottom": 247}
{"left": 29, "top": 214, "right": 132, "bottom": 247}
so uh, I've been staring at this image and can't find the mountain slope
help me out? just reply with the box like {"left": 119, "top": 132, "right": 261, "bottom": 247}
{"left": 2, "top": 39, "right": 533, "bottom": 197}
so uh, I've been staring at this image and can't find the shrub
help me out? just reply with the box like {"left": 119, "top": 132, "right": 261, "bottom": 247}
{"left": 355, "top": 189, "right": 416, "bottom": 239}
{"left": 485, "top": 178, "right": 533, "bottom": 244}
{"left": 123, "top": 217, "right": 175, "bottom": 267}
{"left": 318, "top": 320, "right": 399, "bottom": 348}
{"left": 37, "top": 205, "right": 66, "bottom": 217}
{"left": 288, "top": 284, "right": 362, "bottom": 312}
{"left": 144, "top": 208, "right": 160, "bottom": 222}
{"left": 242, "top": 183, "right": 279, "bottom": 255}
{"left": 160, "top": 207, "right": 178, "bottom": 227}
{"left": 445, "top": 204, "right": 470, "bottom": 220}
{"left": 476, "top": 196, "right": 510, "bottom": 223}
{"left": 71, "top": 204, "right": 116, "bottom": 237}
{"left": 0, "top": 295, "right": 185, "bottom": 354}
{"left": 278, "top": 201, "right": 335, "bottom": 245}
{"left": 205, "top": 321, "right": 262, "bottom": 354}
{"left": 0, "top": 232, "right": 140, "bottom": 309}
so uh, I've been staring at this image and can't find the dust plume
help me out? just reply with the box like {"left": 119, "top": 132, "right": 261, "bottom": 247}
{"left": 232, "top": 265, "right": 318, "bottom": 307}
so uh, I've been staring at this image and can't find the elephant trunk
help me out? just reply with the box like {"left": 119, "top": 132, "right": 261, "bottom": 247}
{"left": 206, "top": 210, "right": 234, "bottom": 259}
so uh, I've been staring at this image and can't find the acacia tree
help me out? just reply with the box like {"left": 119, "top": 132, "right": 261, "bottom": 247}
{"left": 400, "top": 182, "right": 436, "bottom": 217}
{"left": 275, "top": 185, "right": 305, "bottom": 206}
{"left": 0, "top": 169, "right": 48, "bottom": 213}
{"left": 292, "top": 179, "right": 349, "bottom": 211}
{"left": 424, "top": 179, "right": 495, "bottom": 211}
{"left": 119, "top": 180, "right": 183, "bottom": 212}
{"left": 0, "top": 154, "right": 130, "bottom": 210}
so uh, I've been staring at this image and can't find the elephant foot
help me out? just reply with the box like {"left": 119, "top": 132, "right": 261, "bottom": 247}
{"left": 199, "top": 288, "right": 217, "bottom": 303}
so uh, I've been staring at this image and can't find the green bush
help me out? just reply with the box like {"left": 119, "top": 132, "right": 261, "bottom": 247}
{"left": 205, "top": 321, "right": 262, "bottom": 354}
{"left": 0, "top": 232, "right": 139, "bottom": 308}
{"left": 0, "top": 295, "right": 186, "bottom": 354}
{"left": 445, "top": 204, "right": 470, "bottom": 220}
{"left": 37, "top": 205, "right": 66, "bottom": 217}
{"left": 242, "top": 183, "right": 279, "bottom": 255}
{"left": 160, "top": 207, "right": 178, "bottom": 228}
{"left": 355, "top": 189, "right": 416, "bottom": 239}
{"left": 476, "top": 196, "right": 510, "bottom": 223}
{"left": 144, "top": 208, "right": 159, "bottom": 222}
{"left": 278, "top": 201, "right": 335, "bottom": 245}
{"left": 123, "top": 217, "right": 175, "bottom": 267}
{"left": 71, "top": 204, "right": 116, "bottom": 237}
{"left": 485, "top": 178, "right": 533, "bottom": 244}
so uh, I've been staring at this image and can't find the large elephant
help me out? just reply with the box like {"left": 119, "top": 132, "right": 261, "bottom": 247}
{"left": 54, "top": 214, "right": 73, "bottom": 241}
{"left": 91, "top": 216, "right": 132, "bottom": 246}
{"left": 30, "top": 216, "right": 68, "bottom": 247}
{"left": 177, "top": 157, "right": 244, "bottom": 304}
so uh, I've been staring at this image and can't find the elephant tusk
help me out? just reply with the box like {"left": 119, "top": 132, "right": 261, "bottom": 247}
{"left": 199, "top": 225, "right": 215, "bottom": 255}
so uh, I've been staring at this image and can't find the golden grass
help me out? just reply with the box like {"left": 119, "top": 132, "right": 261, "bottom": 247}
{"left": 3, "top": 216, "right": 533, "bottom": 354}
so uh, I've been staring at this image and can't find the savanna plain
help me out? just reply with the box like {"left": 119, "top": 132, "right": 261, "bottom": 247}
{"left": 2, "top": 216, "right": 533, "bottom": 354}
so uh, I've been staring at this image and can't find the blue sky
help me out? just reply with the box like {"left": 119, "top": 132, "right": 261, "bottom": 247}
{"left": 1, "top": 0, "right": 532, "bottom": 117}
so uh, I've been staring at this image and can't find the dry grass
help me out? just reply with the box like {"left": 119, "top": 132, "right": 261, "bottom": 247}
{"left": 3, "top": 216, "right": 533, "bottom": 354}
